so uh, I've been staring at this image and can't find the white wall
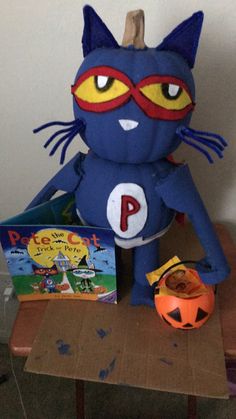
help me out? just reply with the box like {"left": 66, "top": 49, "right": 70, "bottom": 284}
{"left": 0, "top": 0, "right": 236, "bottom": 272}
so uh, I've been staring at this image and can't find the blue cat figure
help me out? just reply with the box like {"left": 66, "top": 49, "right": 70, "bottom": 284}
{"left": 27, "top": 6, "right": 230, "bottom": 306}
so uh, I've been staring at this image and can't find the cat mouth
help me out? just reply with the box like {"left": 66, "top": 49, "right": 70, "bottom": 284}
{"left": 118, "top": 119, "right": 139, "bottom": 131}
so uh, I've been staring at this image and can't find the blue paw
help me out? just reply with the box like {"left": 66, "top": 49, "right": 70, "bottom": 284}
{"left": 196, "top": 258, "right": 231, "bottom": 284}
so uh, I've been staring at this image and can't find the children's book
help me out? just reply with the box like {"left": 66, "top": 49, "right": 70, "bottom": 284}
{"left": 0, "top": 193, "right": 117, "bottom": 303}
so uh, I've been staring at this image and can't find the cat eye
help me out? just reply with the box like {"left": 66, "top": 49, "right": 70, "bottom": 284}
{"left": 162, "top": 83, "right": 182, "bottom": 100}
{"left": 139, "top": 79, "right": 192, "bottom": 111}
{"left": 72, "top": 66, "right": 194, "bottom": 120}
{"left": 95, "top": 75, "right": 114, "bottom": 91}
{"left": 72, "top": 67, "right": 130, "bottom": 106}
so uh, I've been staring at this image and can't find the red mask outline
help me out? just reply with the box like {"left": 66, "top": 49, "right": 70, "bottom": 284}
{"left": 71, "top": 66, "right": 195, "bottom": 121}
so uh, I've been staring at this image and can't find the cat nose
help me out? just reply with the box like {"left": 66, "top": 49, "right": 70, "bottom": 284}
{"left": 119, "top": 119, "right": 139, "bottom": 131}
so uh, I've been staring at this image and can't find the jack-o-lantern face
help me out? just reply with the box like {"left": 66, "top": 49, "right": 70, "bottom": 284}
{"left": 155, "top": 275, "right": 215, "bottom": 330}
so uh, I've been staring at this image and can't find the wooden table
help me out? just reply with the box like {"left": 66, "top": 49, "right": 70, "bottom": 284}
{"left": 9, "top": 224, "right": 236, "bottom": 418}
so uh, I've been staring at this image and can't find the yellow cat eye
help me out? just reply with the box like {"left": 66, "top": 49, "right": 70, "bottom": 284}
{"left": 72, "top": 68, "right": 194, "bottom": 118}
{"left": 73, "top": 75, "right": 130, "bottom": 104}
{"left": 140, "top": 82, "right": 192, "bottom": 110}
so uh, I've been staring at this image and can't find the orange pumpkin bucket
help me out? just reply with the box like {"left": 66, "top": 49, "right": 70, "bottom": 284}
{"left": 153, "top": 260, "right": 215, "bottom": 330}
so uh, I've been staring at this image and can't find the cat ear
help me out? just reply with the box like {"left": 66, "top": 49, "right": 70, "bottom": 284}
{"left": 82, "top": 5, "right": 119, "bottom": 57}
{"left": 156, "top": 11, "right": 204, "bottom": 68}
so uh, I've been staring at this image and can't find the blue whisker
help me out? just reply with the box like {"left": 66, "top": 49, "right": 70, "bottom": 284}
{"left": 176, "top": 129, "right": 214, "bottom": 163}
{"left": 49, "top": 128, "right": 78, "bottom": 157}
{"left": 44, "top": 126, "right": 75, "bottom": 149}
{"left": 184, "top": 127, "right": 228, "bottom": 147}
{"left": 176, "top": 125, "right": 228, "bottom": 163}
{"left": 60, "top": 134, "right": 78, "bottom": 165}
{"left": 33, "top": 118, "right": 85, "bottom": 164}
{"left": 182, "top": 132, "right": 223, "bottom": 158}
{"left": 182, "top": 128, "right": 224, "bottom": 151}
{"left": 33, "top": 120, "right": 78, "bottom": 133}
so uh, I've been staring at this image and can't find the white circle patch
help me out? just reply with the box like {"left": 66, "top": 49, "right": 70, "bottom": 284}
{"left": 106, "top": 183, "right": 148, "bottom": 238}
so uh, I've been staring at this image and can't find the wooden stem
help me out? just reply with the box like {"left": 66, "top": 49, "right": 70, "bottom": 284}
{"left": 122, "top": 10, "right": 146, "bottom": 49}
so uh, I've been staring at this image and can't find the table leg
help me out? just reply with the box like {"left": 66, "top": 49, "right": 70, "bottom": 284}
{"left": 75, "top": 379, "right": 85, "bottom": 419}
{"left": 187, "top": 395, "right": 197, "bottom": 419}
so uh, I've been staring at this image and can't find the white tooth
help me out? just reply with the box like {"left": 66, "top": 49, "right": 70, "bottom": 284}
{"left": 119, "top": 119, "right": 139, "bottom": 131}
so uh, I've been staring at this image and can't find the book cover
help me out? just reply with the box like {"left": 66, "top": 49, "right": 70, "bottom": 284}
{"left": 0, "top": 194, "right": 117, "bottom": 303}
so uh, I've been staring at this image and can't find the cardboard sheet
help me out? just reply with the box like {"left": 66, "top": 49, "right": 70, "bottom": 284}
{"left": 25, "top": 223, "right": 229, "bottom": 398}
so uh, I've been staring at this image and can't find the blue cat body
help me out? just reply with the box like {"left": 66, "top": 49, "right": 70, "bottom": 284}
{"left": 27, "top": 6, "right": 230, "bottom": 306}
{"left": 75, "top": 151, "right": 175, "bottom": 237}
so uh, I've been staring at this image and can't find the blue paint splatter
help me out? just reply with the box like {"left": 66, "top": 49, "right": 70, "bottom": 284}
{"left": 99, "top": 358, "right": 116, "bottom": 381}
{"left": 56, "top": 339, "right": 72, "bottom": 355}
{"left": 96, "top": 328, "right": 111, "bottom": 339}
{"left": 159, "top": 357, "right": 173, "bottom": 366}
{"left": 109, "top": 358, "right": 116, "bottom": 372}
{"left": 99, "top": 368, "right": 109, "bottom": 381}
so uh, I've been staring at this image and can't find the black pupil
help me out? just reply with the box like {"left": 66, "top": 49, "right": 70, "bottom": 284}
{"left": 95, "top": 76, "right": 114, "bottom": 92}
{"left": 161, "top": 83, "right": 182, "bottom": 100}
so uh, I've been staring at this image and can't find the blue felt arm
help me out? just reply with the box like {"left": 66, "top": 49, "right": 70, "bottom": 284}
{"left": 26, "top": 152, "right": 85, "bottom": 210}
{"left": 155, "top": 164, "right": 230, "bottom": 284}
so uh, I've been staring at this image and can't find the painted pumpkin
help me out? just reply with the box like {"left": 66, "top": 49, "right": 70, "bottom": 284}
{"left": 155, "top": 270, "right": 215, "bottom": 329}
{"left": 28, "top": 6, "right": 229, "bottom": 308}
